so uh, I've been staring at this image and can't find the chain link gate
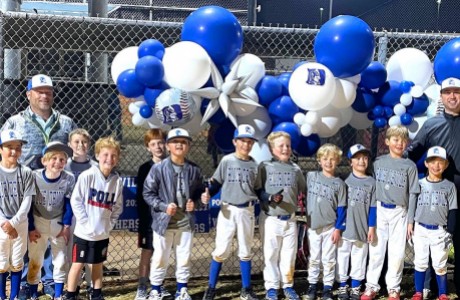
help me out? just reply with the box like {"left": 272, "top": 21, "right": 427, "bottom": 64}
{"left": 0, "top": 10, "right": 455, "bottom": 284}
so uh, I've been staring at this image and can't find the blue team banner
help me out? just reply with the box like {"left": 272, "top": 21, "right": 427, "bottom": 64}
{"left": 113, "top": 176, "right": 260, "bottom": 231}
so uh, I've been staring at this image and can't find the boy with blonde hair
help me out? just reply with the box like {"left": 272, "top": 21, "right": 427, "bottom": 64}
{"left": 255, "top": 131, "right": 306, "bottom": 300}
{"left": 27, "top": 141, "right": 75, "bottom": 300}
{"left": 304, "top": 143, "right": 347, "bottom": 300}
{"left": 361, "top": 126, "right": 420, "bottom": 300}
{"left": 63, "top": 137, "right": 123, "bottom": 300}
{"left": 0, "top": 130, "right": 35, "bottom": 300}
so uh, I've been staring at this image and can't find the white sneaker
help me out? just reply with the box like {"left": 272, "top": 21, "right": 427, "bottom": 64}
{"left": 175, "top": 288, "right": 191, "bottom": 300}
{"left": 136, "top": 285, "right": 149, "bottom": 300}
{"left": 149, "top": 290, "right": 162, "bottom": 300}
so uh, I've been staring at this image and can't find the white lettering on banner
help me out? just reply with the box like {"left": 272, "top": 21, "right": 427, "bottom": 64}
{"left": 122, "top": 176, "right": 137, "bottom": 188}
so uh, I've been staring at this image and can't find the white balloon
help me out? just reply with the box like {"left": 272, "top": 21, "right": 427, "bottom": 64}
{"left": 293, "top": 112, "right": 306, "bottom": 126}
{"left": 316, "top": 105, "right": 342, "bottom": 138}
{"left": 289, "top": 62, "right": 337, "bottom": 111}
{"left": 128, "top": 100, "right": 146, "bottom": 114}
{"left": 305, "top": 111, "right": 320, "bottom": 126}
{"left": 155, "top": 88, "right": 197, "bottom": 126}
{"left": 233, "top": 100, "right": 259, "bottom": 117}
{"left": 147, "top": 114, "right": 171, "bottom": 130}
{"left": 162, "top": 41, "right": 211, "bottom": 91}
{"left": 400, "top": 93, "right": 413, "bottom": 106}
{"left": 182, "top": 111, "right": 204, "bottom": 135}
{"left": 349, "top": 110, "right": 373, "bottom": 130}
{"left": 426, "top": 101, "right": 439, "bottom": 119}
{"left": 300, "top": 123, "right": 314, "bottom": 137}
{"left": 386, "top": 48, "right": 433, "bottom": 88}
{"left": 424, "top": 83, "right": 441, "bottom": 102}
{"left": 388, "top": 115, "right": 401, "bottom": 127}
{"left": 339, "top": 106, "right": 353, "bottom": 127}
{"left": 394, "top": 103, "right": 406, "bottom": 116}
{"left": 111, "top": 46, "right": 139, "bottom": 84}
{"left": 344, "top": 74, "right": 361, "bottom": 85}
{"left": 410, "top": 85, "right": 424, "bottom": 98}
{"left": 407, "top": 115, "right": 427, "bottom": 140}
{"left": 231, "top": 54, "right": 266, "bottom": 88}
{"left": 238, "top": 106, "right": 273, "bottom": 139}
{"left": 132, "top": 112, "right": 147, "bottom": 127}
{"left": 331, "top": 78, "right": 357, "bottom": 109}
{"left": 250, "top": 139, "right": 273, "bottom": 164}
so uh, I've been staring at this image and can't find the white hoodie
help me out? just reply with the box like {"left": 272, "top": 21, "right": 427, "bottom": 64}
{"left": 71, "top": 165, "right": 123, "bottom": 241}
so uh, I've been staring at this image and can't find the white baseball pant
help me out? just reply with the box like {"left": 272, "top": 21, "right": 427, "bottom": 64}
{"left": 150, "top": 228, "right": 193, "bottom": 285}
{"left": 212, "top": 204, "right": 255, "bottom": 261}
{"left": 336, "top": 238, "right": 368, "bottom": 283}
{"left": 413, "top": 222, "right": 450, "bottom": 275}
{"left": 365, "top": 202, "right": 407, "bottom": 292}
{"left": 307, "top": 224, "right": 336, "bottom": 286}
{"left": 260, "top": 213, "right": 297, "bottom": 290}
{"left": 27, "top": 216, "right": 67, "bottom": 284}
{"left": 0, "top": 220, "right": 28, "bottom": 272}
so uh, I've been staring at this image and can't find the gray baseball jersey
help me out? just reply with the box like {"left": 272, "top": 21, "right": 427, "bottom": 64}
{"left": 65, "top": 157, "right": 98, "bottom": 181}
{"left": 414, "top": 177, "right": 457, "bottom": 226}
{"left": 343, "top": 174, "right": 376, "bottom": 242}
{"left": 0, "top": 165, "right": 36, "bottom": 223}
{"left": 255, "top": 159, "right": 306, "bottom": 216}
{"left": 32, "top": 169, "right": 75, "bottom": 220}
{"left": 374, "top": 154, "right": 420, "bottom": 222}
{"left": 212, "top": 153, "right": 258, "bottom": 205}
{"left": 306, "top": 171, "right": 347, "bottom": 230}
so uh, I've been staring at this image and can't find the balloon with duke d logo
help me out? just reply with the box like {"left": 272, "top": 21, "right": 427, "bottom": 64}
{"left": 155, "top": 88, "right": 197, "bottom": 126}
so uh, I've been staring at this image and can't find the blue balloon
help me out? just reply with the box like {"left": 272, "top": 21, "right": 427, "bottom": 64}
{"left": 139, "top": 105, "right": 153, "bottom": 119}
{"left": 135, "top": 56, "right": 164, "bottom": 87}
{"left": 400, "top": 113, "right": 413, "bottom": 125}
{"left": 314, "top": 15, "right": 375, "bottom": 78}
{"left": 214, "top": 120, "right": 236, "bottom": 153}
{"left": 384, "top": 106, "right": 394, "bottom": 119}
{"left": 376, "top": 80, "right": 403, "bottom": 107}
{"left": 399, "top": 81, "right": 414, "bottom": 93}
{"left": 200, "top": 99, "right": 227, "bottom": 125}
{"left": 359, "top": 61, "right": 387, "bottom": 89}
{"left": 372, "top": 105, "right": 384, "bottom": 117}
{"left": 277, "top": 73, "right": 292, "bottom": 96}
{"left": 295, "top": 134, "right": 321, "bottom": 157}
{"left": 144, "top": 87, "right": 164, "bottom": 107}
{"left": 272, "top": 122, "right": 301, "bottom": 149}
{"left": 138, "top": 39, "right": 165, "bottom": 60}
{"left": 367, "top": 111, "right": 376, "bottom": 121}
{"left": 181, "top": 6, "right": 243, "bottom": 66}
{"left": 434, "top": 37, "right": 460, "bottom": 83}
{"left": 406, "top": 93, "right": 430, "bottom": 116}
{"left": 256, "top": 76, "right": 283, "bottom": 107}
{"left": 374, "top": 117, "right": 387, "bottom": 128}
{"left": 352, "top": 88, "right": 376, "bottom": 113}
{"left": 268, "top": 96, "right": 299, "bottom": 125}
{"left": 116, "top": 69, "right": 145, "bottom": 98}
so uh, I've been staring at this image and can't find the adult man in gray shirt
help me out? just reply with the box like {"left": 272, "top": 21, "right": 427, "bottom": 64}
{"left": 1, "top": 74, "right": 77, "bottom": 299}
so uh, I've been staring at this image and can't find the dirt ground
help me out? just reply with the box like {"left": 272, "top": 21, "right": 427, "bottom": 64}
{"left": 52, "top": 272, "right": 456, "bottom": 300}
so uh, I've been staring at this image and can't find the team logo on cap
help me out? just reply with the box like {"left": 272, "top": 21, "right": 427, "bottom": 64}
{"left": 9, "top": 131, "right": 16, "bottom": 139}
{"left": 449, "top": 79, "right": 455, "bottom": 85}
{"left": 39, "top": 76, "right": 47, "bottom": 84}
{"left": 175, "top": 129, "right": 182, "bottom": 136}
{"left": 306, "top": 68, "right": 326, "bottom": 86}
{"left": 244, "top": 126, "right": 253, "bottom": 134}
{"left": 433, "top": 147, "right": 440, "bottom": 154}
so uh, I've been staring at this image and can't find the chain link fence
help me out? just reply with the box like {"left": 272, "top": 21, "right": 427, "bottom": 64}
{"left": 0, "top": 11, "right": 454, "bottom": 284}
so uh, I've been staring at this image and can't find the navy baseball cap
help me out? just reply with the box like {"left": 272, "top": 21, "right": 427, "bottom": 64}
{"left": 27, "top": 74, "right": 53, "bottom": 91}
{"left": 42, "top": 141, "right": 73, "bottom": 157}
{"left": 233, "top": 124, "right": 258, "bottom": 141}
{"left": 348, "top": 144, "right": 370, "bottom": 159}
